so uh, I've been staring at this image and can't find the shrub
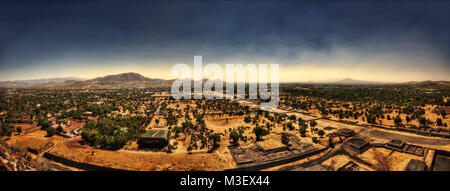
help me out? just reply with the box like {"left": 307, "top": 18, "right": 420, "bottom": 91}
{"left": 229, "top": 129, "right": 240, "bottom": 144}
{"left": 318, "top": 129, "right": 325, "bottom": 137}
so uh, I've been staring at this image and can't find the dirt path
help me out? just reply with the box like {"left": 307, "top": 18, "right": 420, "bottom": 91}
{"left": 361, "top": 129, "right": 450, "bottom": 146}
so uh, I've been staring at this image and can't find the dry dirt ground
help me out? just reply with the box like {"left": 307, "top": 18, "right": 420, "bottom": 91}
{"left": 50, "top": 145, "right": 235, "bottom": 171}
{"left": 356, "top": 148, "right": 424, "bottom": 171}
{"left": 321, "top": 155, "right": 373, "bottom": 171}
{"left": 4, "top": 129, "right": 236, "bottom": 171}
{"left": 4, "top": 99, "right": 449, "bottom": 171}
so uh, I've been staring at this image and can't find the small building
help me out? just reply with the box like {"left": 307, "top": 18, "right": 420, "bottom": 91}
{"left": 387, "top": 139, "right": 406, "bottom": 150}
{"left": 138, "top": 129, "right": 169, "bottom": 148}
{"left": 344, "top": 138, "right": 370, "bottom": 154}
{"left": 336, "top": 128, "right": 355, "bottom": 137}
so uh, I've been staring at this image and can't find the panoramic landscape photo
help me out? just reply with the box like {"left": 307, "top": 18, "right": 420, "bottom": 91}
{"left": 0, "top": 0, "right": 449, "bottom": 172}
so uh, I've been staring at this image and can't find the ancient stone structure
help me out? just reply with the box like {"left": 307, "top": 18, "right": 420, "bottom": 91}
{"left": 138, "top": 129, "right": 169, "bottom": 148}
{"left": 431, "top": 150, "right": 450, "bottom": 171}
{"left": 404, "top": 159, "right": 428, "bottom": 171}
{"left": 386, "top": 139, "right": 406, "bottom": 150}
{"left": 338, "top": 161, "right": 361, "bottom": 171}
{"left": 228, "top": 135, "right": 325, "bottom": 170}
{"left": 335, "top": 128, "right": 355, "bottom": 137}
{"left": 383, "top": 140, "right": 427, "bottom": 157}
{"left": 344, "top": 138, "right": 370, "bottom": 154}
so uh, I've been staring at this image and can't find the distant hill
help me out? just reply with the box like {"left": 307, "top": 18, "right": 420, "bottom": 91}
{"left": 0, "top": 73, "right": 174, "bottom": 89}
{"left": 305, "top": 78, "right": 385, "bottom": 84}
{"left": 0, "top": 77, "right": 85, "bottom": 88}
{"left": 71, "top": 72, "right": 173, "bottom": 89}
{"left": 3, "top": 77, "right": 84, "bottom": 84}
{"left": 86, "top": 72, "right": 151, "bottom": 83}
{"left": 0, "top": 74, "right": 448, "bottom": 88}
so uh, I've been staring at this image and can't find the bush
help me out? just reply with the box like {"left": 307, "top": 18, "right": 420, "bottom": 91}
{"left": 287, "top": 122, "right": 294, "bottom": 130}
{"left": 229, "top": 129, "right": 240, "bottom": 144}
{"left": 244, "top": 116, "right": 251, "bottom": 123}
{"left": 437, "top": 118, "right": 443, "bottom": 126}
{"left": 46, "top": 127, "right": 55, "bottom": 137}
{"left": 394, "top": 115, "right": 402, "bottom": 125}
{"left": 209, "top": 133, "right": 221, "bottom": 146}
{"left": 281, "top": 132, "right": 290, "bottom": 145}
{"left": 0, "top": 123, "right": 13, "bottom": 137}
{"left": 299, "top": 127, "right": 306, "bottom": 137}
{"left": 309, "top": 120, "right": 318, "bottom": 128}
{"left": 318, "top": 129, "right": 325, "bottom": 137}
{"left": 419, "top": 117, "right": 428, "bottom": 127}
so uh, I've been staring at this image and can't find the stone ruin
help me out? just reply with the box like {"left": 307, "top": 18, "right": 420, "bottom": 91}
{"left": 228, "top": 134, "right": 322, "bottom": 170}
{"left": 385, "top": 140, "right": 426, "bottom": 157}
{"left": 404, "top": 159, "right": 428, "bottom": 171}
{"left": 386, "top": 139, "right": 405, "bottom": 150}
{"left": 344, "top": 137, "right": 370, "bottom": 154}
{"left": 431, "top": 150, "right": 450, "bottom": 171}
{"left": 330, "top": 128, "right": 355, "bottom": 138}
{"left": 338, "top": 161, "right": 362, "bottom": 171}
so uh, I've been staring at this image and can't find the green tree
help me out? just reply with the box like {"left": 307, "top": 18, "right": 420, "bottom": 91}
{"left": 281, "top": 132, "right": 290, "bottom": 145}
{"left": 289, "top": 115, "right": 297, "bottom": 122}
{"left": 253, "top": 125, "right": 269, "bottom": 141}
{"left": 46, "top": 127, "right": 55, "bottom": 137}
{"left": 309, "top": 120, "right": 318, "bottom": 129}
{"left": 287, "top": 122, "right": 294, "bottom": 131}
{"left": 209, "top": 133, "right": 221, "bottom": 147}
{"left": 406, "top": 116, "right": 411, "bottom": 123}
{"left": 419, "top": 117, "right": 428, "bottom": 127}
{"left": 394, "top": 115, "right": 402, "bottom": 126}
{"left": 437, "top": 118, "right": 443, "bottom": 126}
{"left": 299, "top": 127, "right": 307, "bottom": 137}
{"left": 244, "top": 115, "right": 251, "bottom": 123}
{"left": 229, "top": 129, "right": 240, "bottom": 145}
{"left": 1, "top": 123, "right": 13, "bottom": 138}
{"left": 318, "top": 129, "right": 325, "bottom": 138}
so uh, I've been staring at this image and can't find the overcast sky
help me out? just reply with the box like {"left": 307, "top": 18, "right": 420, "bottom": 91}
{"left": 0, "top": 0, "right": 449, "bottom": 82}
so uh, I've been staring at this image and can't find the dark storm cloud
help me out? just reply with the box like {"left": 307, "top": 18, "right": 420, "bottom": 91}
{"left": 0, "top": 0, "right": 449, "bottom": 80}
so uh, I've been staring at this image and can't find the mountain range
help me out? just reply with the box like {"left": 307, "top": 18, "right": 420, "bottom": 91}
{"left": 304, "top": 78, "right": 386, "bottom": 84}
{"left": 0, "top": 73, "right": 448, "bottom": 88}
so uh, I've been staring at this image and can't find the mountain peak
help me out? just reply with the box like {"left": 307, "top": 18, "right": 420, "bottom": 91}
{"left": 88, "top": 72, "right": 149, "bottom": 82}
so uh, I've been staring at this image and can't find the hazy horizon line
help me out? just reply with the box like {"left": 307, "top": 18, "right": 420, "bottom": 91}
{"left": 1, "top": 72, "right": 448, "bottom": 84}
